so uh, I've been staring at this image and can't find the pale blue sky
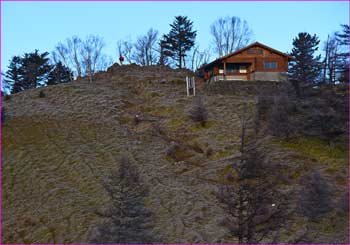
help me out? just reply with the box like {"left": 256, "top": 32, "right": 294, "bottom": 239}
{"left": 1, "top": 1, "right": 349, "bottom": 70}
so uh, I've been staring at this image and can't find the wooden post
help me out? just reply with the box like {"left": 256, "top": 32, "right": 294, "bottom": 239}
{"left": 186, "top": 77, "right": 189, "bottom": 96}
{"left": 224, "top": 62, "right": 226, "bottom": 81}
{"left": 192, "top": 77, "right": 196, "bottom": 96}
{"left": 186, "top": 76, "right": 195, "bottom": 96}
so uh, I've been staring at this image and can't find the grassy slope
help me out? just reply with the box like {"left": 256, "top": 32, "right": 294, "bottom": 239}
{"left": 2, "top": 66, "right": 348, "bottom": 243}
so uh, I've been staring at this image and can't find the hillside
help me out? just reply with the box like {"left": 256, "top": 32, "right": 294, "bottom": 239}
{"left": 2, "top": 65, "right": 348, "bottom": 243}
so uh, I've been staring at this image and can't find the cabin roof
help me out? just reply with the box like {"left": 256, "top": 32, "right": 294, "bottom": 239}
{"left": 202, "top": 42, "right": 294, "bottom": 69}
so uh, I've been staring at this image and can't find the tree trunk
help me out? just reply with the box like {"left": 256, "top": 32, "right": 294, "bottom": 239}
{"left": 238, "top": 185, "right": 244, "bottom": 244}
{"left": 179, "top": 50, "right": 182, "bottom": 68}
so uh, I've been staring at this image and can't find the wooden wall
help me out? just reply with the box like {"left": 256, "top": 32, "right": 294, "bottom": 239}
{"left": 222, "top": 46, "right": 288, "bottom": 72}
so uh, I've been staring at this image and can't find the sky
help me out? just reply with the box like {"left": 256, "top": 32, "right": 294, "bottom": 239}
{"left": 1, "top": 1, "right": 349, "bottom": 71}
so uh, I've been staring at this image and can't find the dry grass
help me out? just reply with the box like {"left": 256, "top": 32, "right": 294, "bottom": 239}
{"left": 2, "top": 65, "right": 348, "bottom": 243}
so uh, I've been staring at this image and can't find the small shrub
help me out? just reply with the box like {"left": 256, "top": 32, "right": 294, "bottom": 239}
{"left": 151, "top": 124, "right": 166, "bottom": 137}
{"left": 134, "top": 114, "right": 141, "bottom": 125}
{"left": 190, "top": 140, "right": 204, "bottom": 154}
{"left": 298, "top": 170, "right": 333, "bottom": 220}
{"left": 188, "top": 96, "right": 208, "bottom": 126}
{"left": 39, "top": 90, "right": 46, "bottom": 98}
{"left": 255, "top": 93, "right": 273, "bottom": 134}
{"left": 206, "top": 147, "right": 213, "bottom": 157}
{"left": 267, "top": 93, "right": 296, "bottom": 138}
{"left": 4, "top": 94, "right": 11, "bottom": 101}
{"left": 150, "top": 92, "right": 160, "bottom": 97}
{"left": 165, "top": 141, "right": 193, "bottom": 161}
{"left": 304, "top": 108, "right": 343, "bottom": 145}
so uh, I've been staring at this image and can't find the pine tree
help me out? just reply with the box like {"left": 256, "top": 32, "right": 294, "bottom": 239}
{"left": 4, "top": 50, "right": 52, "bottom": 93}
{"left": 47, "top": 62, "right": 73, "bottom": 85}
{"left": 162, "top": 16, "right": 197, "bottom": 68}
{"left": 289, "top": 33, "right": 322, "bottom": 95}
{"left": 335, "top": 24, "right": 350, "bottom": 83}
{"left": 159, "top": 36, "right": 172, "bottom": 66}
{"left": 4, "top": 56, "right": 22, "bottom": 94}
{"left": 89, "top": 156, "right": 156, "bottom": 244}
{"left": 20, "top": 50, "right": 52, "bottom": 89}
{"left": 336, "top": 24, "right": 350, "bottom": 46}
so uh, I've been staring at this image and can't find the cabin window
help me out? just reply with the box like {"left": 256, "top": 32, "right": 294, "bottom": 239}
{"left": 247, "top": 49, "right": 263, "bottom": 54}
{"left": 226, "top": 63, "right": 239, "bottom": 72}
{"left": 264, "top": 61, "right": 278, "bottom": 69}
{"left": 218, "top": 63, "right": 240, "bottom": 73}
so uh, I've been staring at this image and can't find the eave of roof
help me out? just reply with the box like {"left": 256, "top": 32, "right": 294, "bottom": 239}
{"left": 202, "top": 41, "right": 295, "bottom": 69}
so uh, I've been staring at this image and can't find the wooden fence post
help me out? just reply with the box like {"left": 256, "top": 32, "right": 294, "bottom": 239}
{"left": 186, "top": 76, "right": 196, "bottom": 96}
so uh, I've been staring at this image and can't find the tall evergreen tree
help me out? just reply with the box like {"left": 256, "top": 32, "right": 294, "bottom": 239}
{"left": 162, "top": 16, "right": 197, "bottom": 68}
{"left": 336, "top": 24, "right": 350, "bottom": 46}
{"left": 4, "top": 50, "right": 52, "bottom": 93}
{"left": 89, "top": 156, "right": 156, "bottom": 243}
{"left": 335, "top": 24, "right": 350, "bottom": 83}
{"left": 20, "top": 50, "right": 52, "bottom": 89}
{"left": 47, "top": 62, "right": 73, "bottom": 85}
{"left": 289, "top": 33, "right": 322, "bottom": 94}
{"left": 3, "top": 56, "right": 22, "bottom": 93}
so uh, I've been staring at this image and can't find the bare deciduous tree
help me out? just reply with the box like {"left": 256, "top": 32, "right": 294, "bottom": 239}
{"left": 133, "top": 28, "right": 159, "bottom": 66}
{"left": 67, "top": 36, "right": 84, "bottom": 77}
{"left": 188, "top": 96, "right": 208, "bottom": 126}
{"left": 80, "top": 35, "right": 105, "bottom": 82}
{"left": 322, "top": 34, "right": 341, "bottom": 83}
{"left": 190, "top": 46, "right": 211, "bottom": 71}
{"left": 268, "top": 92, "right": 296, "bottom": 139}
{"left": 210, "top": 16, "right": 253, "bottom": 57}
{"left": 117, "top": 39, "right": 133, "bottom": 64}
{"left": 53, "top": 35, "right": 109, "bottom": 81}
{"left": 217, "top": 113, "right": 292, "bottom": 244}
{"left": 52, "top": 41, "right": 75, "bottom": 81}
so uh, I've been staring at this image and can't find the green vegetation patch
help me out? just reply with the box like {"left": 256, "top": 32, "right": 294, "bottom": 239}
{"left": 280, "top": 136, "right": 347, "bottom": 165}
{"left": 190, "top": 120, "right": 216, "bottom": 131}
{"left": 148, "top": 105, "right": 178, "bottom": 117}
{"left": 210, "top": 148, "right": 234, "bottom": 161}
{"left": 217, "top": 164, "right": 239, "bottom": 184}
{"left": 167, "top": 117, "right": 186, "bottom": 129}
{"left": 170, "top": 79, "right": 185, "bottom": 85}
{"left": 119, "top": 116, "right": 134, "bottom": 125}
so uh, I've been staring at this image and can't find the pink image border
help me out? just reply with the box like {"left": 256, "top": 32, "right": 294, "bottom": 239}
{"left": 0, "top": 0, "right": 349, "bottom": 244}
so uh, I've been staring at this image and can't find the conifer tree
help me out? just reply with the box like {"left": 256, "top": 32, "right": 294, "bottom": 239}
{"left": 47, "top": 62, "right": 73, "bottom": 85}
{"left": 335, "top": 24, "right": 350, "bottom": 83}
{"left": 20, "top": 50, "right": 52, "bottom": 89}
{"left": 336, "top": 24, "right": 350, "bottom": 46}
{"left": 4, "top": 56, "right": 22, "bottom": 94}
{"left": 289, "top": 32, "right": 322, "bottom": 95}
{"left": 89, "top": 156, "right": 156, "bottom": 243}
{"left": 162, "top": 16, "right": 197, "bottom": 68}
{"left": 4, "top": 50, "right": 52, "bottom": 93}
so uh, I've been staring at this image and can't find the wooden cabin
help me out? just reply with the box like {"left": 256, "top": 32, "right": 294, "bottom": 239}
{"left": 202, "top": 42, "right": 294, "bottom": 82}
